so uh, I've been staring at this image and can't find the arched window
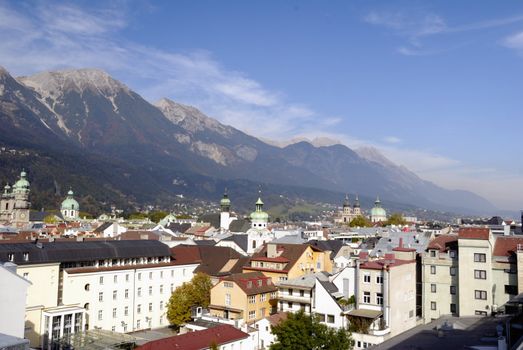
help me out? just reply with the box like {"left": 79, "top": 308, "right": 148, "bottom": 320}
{"left": 5, "top": 203, "right": 8, "bottom": 210}
{"left": 84, "top": 303, "right": 89, "bottom": 310}
{"left": 85, "top": 284, "right": 90, "bottom": 291}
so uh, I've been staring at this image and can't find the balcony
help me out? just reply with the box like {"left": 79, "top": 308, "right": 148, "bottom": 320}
{"left": 277, "top": 292, "right": 311, "bottom": 303}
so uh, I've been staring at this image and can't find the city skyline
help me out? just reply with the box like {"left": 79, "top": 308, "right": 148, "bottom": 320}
{"left": 1, "top": 1, "right": 522, "bottom": 209}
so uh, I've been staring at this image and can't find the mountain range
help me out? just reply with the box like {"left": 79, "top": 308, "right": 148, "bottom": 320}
{"left": 0, "top": 66, "right": 496, "bottom": 216}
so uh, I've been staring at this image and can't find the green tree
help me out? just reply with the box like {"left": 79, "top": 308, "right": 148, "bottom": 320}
{"left": 44, "top": 214, "right": 58, "bottom": 224}
{"left": 270, "top": 310, "right": 352, "bottom": 350}
{"left": 166, "top": 273, "right": 212, "bottom": 328}
{"left": 148, "top": 211, "right": 168, "bottom": 223}
{"left": 386, "top": 213, "right": 407, "bottom": 226}
{"left": 349, "top": 215, "right": 371, "bottom": 228}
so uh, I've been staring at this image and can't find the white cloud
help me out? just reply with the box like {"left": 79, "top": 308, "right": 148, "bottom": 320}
{"left": 384, "top": 136, "right": 401, "bottom": 144}
{"left": 503, "top": 31, "right": 523, "bottom": 52}
{"left": 365, "top": 10, "right": 523, "bottom": 56}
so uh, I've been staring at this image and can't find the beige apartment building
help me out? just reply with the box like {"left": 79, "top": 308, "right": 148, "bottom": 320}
{"left": 209, "top": 272, "right": 278, "bottom": 323}
{"left": 347, "top": 249, "right": 417, "bottom": 350}
{"left": 422, "top": 228, "right": 523, "bottom": 323}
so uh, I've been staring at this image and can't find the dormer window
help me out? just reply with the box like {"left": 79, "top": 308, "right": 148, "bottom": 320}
{"left": 430, "top": 250, "right": 436, "bottom": 257}
{"left": 7, "top": 253, "right": 14, "bottom": 262}
{"left": 257, "top": 280, "right": 262, "bottom": 287}
{"left": 449, "top": 251, "right": 457, "bottom": 259}
{"left": 247, "top": 281, "right": 253, "bottom": 288}
{"left": 23, "top": 253, "right": 29, "bottom": 261}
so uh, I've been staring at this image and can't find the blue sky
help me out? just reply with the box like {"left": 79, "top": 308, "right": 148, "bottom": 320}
{"left": 1, "top": 0, "right": 523, "bottom": 210}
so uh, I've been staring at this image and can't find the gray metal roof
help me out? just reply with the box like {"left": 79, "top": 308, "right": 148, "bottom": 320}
{"left": 222, "top": 234, "right": 248, "bottom": 251}
{"left": 0, "top": 240, "right": 171, "bottom": 265}
{"left": 371, "top": 231, "right": 433, "bottom": 255}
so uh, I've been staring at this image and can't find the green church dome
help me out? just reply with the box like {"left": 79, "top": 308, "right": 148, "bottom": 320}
{"left": 13, "top": 170, "right": 30, "bottom": 189}
{"left": 61, "top": 190, "right": 80, "bottom": 210}
{"left": 250, "top": 196, "right": 269, "bottom": 222}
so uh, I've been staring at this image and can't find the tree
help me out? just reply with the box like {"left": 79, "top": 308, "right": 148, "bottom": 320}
{"left": 349, "top": 215, "right": 371, "bottom": 228}
{"left": 386, "top": 213, "right": 407, "bottom": 226}
{"left": 270, "top": 310, "right": 352, "bottom": 350}
{"left": 148, "top": 211, "right": 168, "bottom": 223}
{"left": 166, "top": 273, "right": 212, "bottom": 328}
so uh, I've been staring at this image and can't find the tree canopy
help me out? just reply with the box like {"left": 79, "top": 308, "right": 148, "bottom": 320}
{"left": 349, "top": 215, "right": 371, "bottom": 227}
{"left": 385, "top": 213, "right": 407, "bottom": 226}
{"left": 166, "top": 273, "right": 212, "bottom": 328}
{"left": 270, "top": 310, "right": 352, "bottom": 350}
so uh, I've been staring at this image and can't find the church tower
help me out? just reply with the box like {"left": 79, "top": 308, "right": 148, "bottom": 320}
{"left": 250, "top": 194, "right": 269, "bottom": 229}
{"left": 220, "top": 189, "right": 232, "bottom": 230}
{"left": 11, "top": 170, "right": 31, "bottom": 227}
{"left": 342, "top": 194, "right": 353, "bottom": 223}
{"left": 353, "top": 195, "right": 361, "bottom": 216}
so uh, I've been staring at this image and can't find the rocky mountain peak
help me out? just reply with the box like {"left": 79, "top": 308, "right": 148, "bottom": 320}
{"left": 19, "top": 68, "right": 130, "bottom": 98}
{"left": 155, "top": 98, "right": 232, "bottom": 136}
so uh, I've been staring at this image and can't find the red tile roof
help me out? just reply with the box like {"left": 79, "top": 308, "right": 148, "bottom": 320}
{"left": 170, "top": 245, "right": 202, "bottom": 265}
{"left": 219, "top": 272, "right": 277, "bottom": 295}
{"left": 251, "top": 256, "right": 290, "bottom": 263}
{"left": 458, "top": 227, "right": 490, "bottom": 240}
{"left": 360, "top": 258, "right": 415, "bottom": 270}
{"left": 427, "top": 235, "right": 458, "bottom": 252}
{"left": 266, "top": 312, "right": 288, "bottom": 326}
{"left": 136, "top": 325, "right": 249, "bottom": 350}
{"left": 493, "top": 236, "right": 523, "bottom": 257}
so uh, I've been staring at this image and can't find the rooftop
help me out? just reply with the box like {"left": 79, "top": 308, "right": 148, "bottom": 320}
{"left": 219, "top": 271, "right": 277, "bottom": 295}
{"left": 458, "top": 227, "right": 490, "bottom": 240}
{"left": 136, "top": 324, "right": 248, "bottom": 350}
{"left": 493, "top": 236, "right": 523, "bottom": 257}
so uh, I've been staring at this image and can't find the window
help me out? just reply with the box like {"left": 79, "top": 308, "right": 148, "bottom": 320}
{"left": 171, "top": 270, "right": 174, "bottom": 277}
{"left": 114, "top": 275, "right": 118, "bottom": 283}
{"left": 137, "top": 304, "right": 142, "bottom": 314}
{"left": 475, "top": 290, "right": 487, "bottom": 300}
{"left": 124, "top": 306, "right": 129, "bottom": 316}
{"left": 450, "top": 304, "right": 457, "bottom": 313}
{"left": 126, "top": 274, "right": 129, "bottom": 282}
{"left": 225, "top": 293, "right": 231, "bottom": 306}
{"left": 260, "top": 293, "right": 267, "bottom": 302}
{"left": 249, "top": 295, "right": 256, "bottom": 304}
{"left": 474, "top": 253, "right": 486, "bottom": 262}
{"left": 259, "top": 307, "right": 266, "bottom": 317}
{"left": 248, "top": 310, "right": 256, "bottom": 320}
{"left": 98, "top": 292, "right": 103, "bottom": 302}
{"left": 224, "top": 281, "right": 233, "bottom": 288}
{"left": 23, "top": 253, "right": 29, "bottom": 261}
{"left": 376, "top": 293, "right": 383, "bottom": 305}
{"left": 149, "top": 272, "right": 153, "bottom": 279}
{"left": 505, "top": 285, "right": 518, "bottom": 295}
{"left": 450, "top": 267, "right": 456, "bottom": 276}
{"left": 112, "top": 326, "right": 116, "bottom": 332}
{"left": 300, "top": 290, "right": 305, "bottom": 297}
{"left": 327, "top": 315, "right": 335, "bottom": 324}
{"left": 112, "top": 308, "right": 117, "bottom": 318}
{"left": 84, "top": 284, "right": 90, "bottom": 291}
{"left": 138, "top": 273, "right": 142, "bottom": 281}
{"left": 138, "top": 288, "right": 142, "bottom": 297}
{"left": 137, "top": 320, "right": 141, "bottom": 329}
{"left": 271, "top": 292, "right": 277, "bottom": 299}
{"left": 98, "top": 310, "right": 103, "bottom": 320}
{"left": 171, "top": 284, "right": 174, "bottom": 293}
{"left": 160, "top": 285, "right": 163, "bottom": 294}
{"left": 363, "top": 274, "right": 371, "bottom": 283}
{"left": 363, "top": 292, "right": 370, "bottom": 303}
{"left": 149, "top": 286, "right": 152, "bottom": 296}
{"left": 431, "top": 302, "right": 436, "bottom": 310}
{"left": 430, "top": 250, "right": 436, "bottom": 257}
{"left": 7, "top": 253, "right": 14, "bottom": 262}
{"left": 160, "top": 271, "right": 163, "bottom": 278}
{"left": 149, "top": 303, "right": 153, "bottom": 312}
{"left": 376, "top": 275, "right": 383, "bottom": 284}
{"left": 125, "top": 289, "right": 129, "bottom": 299}
{"left": 449, "top": 251, "right": 457, "bottom": 259}
{"left": 288, "top": 302, "right": 293, "bottom": 309}
{"left": 316, "top": 313, "right": 325, "bottom": 322}
{"left": 474, "top": 270, "right": 487, "bottom": 279}
{"left": 430, "top": 266, "right": 436, "bottom": 274}
{"left": 475, "top": 310, "right": 487, "bottom": 316}
{"left": 431, "top": 284, "right": 436, "bottom": 293}
{"left": 279, "top": 276, "right": 288, "bottom": 281}
{"left": 99, "top": 276, "right": 104, "bottom": 285}
{"left": 113, "top": 290, "right": 117, "bottom": 300}
{"left": 160, "top": 301, "right": 164, "bottom": 310}
{"left": 288, "top": 289, "right": 293, "bottom": 296}
{"left": 450, "top": 286, "right": 456, "bottom": 295}
{"left": 23, "top": 272, "right": 29, "bottom": 278}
